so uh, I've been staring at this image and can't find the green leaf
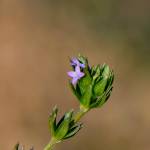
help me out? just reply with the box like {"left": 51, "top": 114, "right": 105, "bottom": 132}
{"left": 104, "top": 70, "right": 114, "bottom": 91}
{"left": 91, "top": 65, "right": 98, "bottom": 76}
{"left": 63, "top": 123, "right": 83, "bottom": 139}
{"left": 94, "top": 78, "right": 107, "bottom": 96}
{"left": 108, "top": 70, "right": 114, "bottom": 86}
{"left": 69, "top": 82, "right": 81, "bottom": 100}
{"left": 78, "top": 55, "right": 88, "bottom": 65}
{"left": 92, "top": 65, "right": 101, "bottom": 81}
{"left": 91, "top": 85, "right": 113, "bottom": 108}
{"left": 77, "top": 55, "right": 92, "bottom": 95}
{"left": 78, "top": 69, "right": 92, "bottom": 95}
{"left": 55, "top": 110, "right": 73, "bottom": 140}
{"left": 48, "top": 106, "right": 58, "bottom": 136}
{"left": 102, "top": 64, "right": 110, "bottom": 78}
{"left": 56, "top": 115, "right": 65, "bottom": 129}
{"left": 97, "top": 86, "right": 113, "bottom": 107}
{"left": 80, "top": 85, "right": 93, "bottom": 107}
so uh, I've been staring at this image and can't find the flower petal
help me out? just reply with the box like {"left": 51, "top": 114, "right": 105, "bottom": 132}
{"left": 71, "top": 58, "right": 79, "bottom": 66}
{"left": 80, "top": 63, "right": 85, "bottom": 68}
{"left": 75, "top": 66, "right": 80, "bottom": 73}
{"left": 78, "top": 72, "right": 84, "bottom": 78}
{"left": 70, "top": 57, "right": 85, "bottom": 68}
{"left": 67, "top": 71, "right": 76, "bottom": 77}
{"left": 72, "top": 77, "right": 78, "bottom": 85}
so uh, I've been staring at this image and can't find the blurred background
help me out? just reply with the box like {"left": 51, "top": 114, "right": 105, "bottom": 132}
{"left": 0, "top": 0, "right": 150, "bottom": 150}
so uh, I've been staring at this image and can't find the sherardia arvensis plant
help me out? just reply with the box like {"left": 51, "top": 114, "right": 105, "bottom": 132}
{"left": 14, "top": 54, "right": 114, "bottom": 150}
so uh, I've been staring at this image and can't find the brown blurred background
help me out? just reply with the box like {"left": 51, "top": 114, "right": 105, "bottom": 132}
{"left": 0, "top": 0, "right": 150, "bottom": 150}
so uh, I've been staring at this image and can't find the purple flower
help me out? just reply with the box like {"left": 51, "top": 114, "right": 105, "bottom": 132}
{"left": 71, "top": 58, "right": 85, "bottom": 68}
{"left": 68, "top": 66, "right": 85, "bottom": 85}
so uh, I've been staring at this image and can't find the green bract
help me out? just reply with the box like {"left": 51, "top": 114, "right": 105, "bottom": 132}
{"left": 48, "top": 106, "right": 82, "bottom": 142}
{"left": 69, "top": 55, "right": 114, "bottom": 110}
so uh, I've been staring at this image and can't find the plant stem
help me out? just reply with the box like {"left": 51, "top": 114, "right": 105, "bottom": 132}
{"left": 73, "top": 105, "right": 89, "bottom": 123}
{"left": 44, "top": 138, "right": 57, "bottom": 150}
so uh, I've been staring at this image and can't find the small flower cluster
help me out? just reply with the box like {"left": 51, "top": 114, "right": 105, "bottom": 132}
{"left": 68, "top": 55, "right": 114, "bottom": 110}
{"left": 46, "top": 55, "right": 114, "bottom": 147}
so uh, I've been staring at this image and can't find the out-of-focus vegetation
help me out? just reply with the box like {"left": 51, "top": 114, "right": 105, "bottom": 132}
{"left": 0, "top": 0, "right": 150, "bottom": 150}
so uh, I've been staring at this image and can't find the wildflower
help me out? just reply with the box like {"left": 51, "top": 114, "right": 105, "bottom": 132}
{"left": 67, "top": 66, "right": 84, "bottom": 85}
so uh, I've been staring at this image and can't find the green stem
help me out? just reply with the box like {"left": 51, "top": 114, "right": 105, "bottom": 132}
{"left": 44, "top": 138, "right": 57, "bottom": 150}
{"left": 73, "top": 105, "right": 89, "bottom": 123}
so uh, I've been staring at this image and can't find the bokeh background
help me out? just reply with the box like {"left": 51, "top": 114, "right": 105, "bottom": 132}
{"left": 0, "top": 0, "right": 150, "bottom": 150}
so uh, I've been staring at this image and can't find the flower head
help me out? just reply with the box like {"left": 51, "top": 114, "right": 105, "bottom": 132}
{"left": 71, "top": 58, "right": 85, "bottom": 68}
{"left": 67, "top": 66, "right": 84, "bottom": 85}
{"left": 68, "top": 55, "right": 114, "bottom": 110}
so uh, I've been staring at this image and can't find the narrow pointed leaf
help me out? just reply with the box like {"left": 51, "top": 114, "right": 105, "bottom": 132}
{"left": 94, "top": 78, "right": 107, "bottom": 96}
{"left": 48, "top": 106, "right": 58, "bottom": 136}
{"left": 69, "top": 82, "right": 81, "bottom": 100}
{"left": 80, "top": 85, "right": 93, "bottom": 107}
{"left": 63, "top": 124, "right": 83, "bottom": 139}
{"left": 55, "top": 110, "right": 73, "bottom": 140}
